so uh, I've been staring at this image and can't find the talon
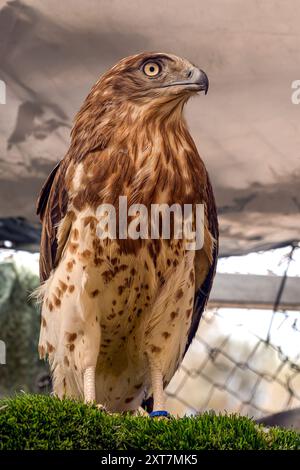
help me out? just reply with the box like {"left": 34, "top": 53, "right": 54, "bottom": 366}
{"left": 95, "top": 403, "right": 115, "bottom": 416}
{"left": 134, "top": 407, "right": 149, "bottom": 417}
{"left": 96, "top": 403, "right": 107, "bottom": 412}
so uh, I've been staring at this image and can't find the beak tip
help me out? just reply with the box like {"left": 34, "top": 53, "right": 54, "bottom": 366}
{"left": 193, "top": 68, "right": 209, "bottom": 95}
{"left": 199, "top": 69, "right": 209, "bottom": 95}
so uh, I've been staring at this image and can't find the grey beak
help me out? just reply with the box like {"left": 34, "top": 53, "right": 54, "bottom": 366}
{"left": 161, "top": 67, "right": 209, "bottom": 94}
{"left": 190, "top": 68, "right": 209, "bottom": 94}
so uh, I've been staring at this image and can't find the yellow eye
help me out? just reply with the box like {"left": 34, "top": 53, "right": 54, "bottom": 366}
{"left": 143, "top": 62, "right": 161, "bottom": 77}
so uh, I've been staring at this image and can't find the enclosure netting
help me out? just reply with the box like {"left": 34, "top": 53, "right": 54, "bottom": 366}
{"left": 166, "top": 244, "right": 300, "bottom": 418}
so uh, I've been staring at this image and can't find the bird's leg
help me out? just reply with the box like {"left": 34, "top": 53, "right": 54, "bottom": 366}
{"left": 82, "top": 331, "right": 107, "bottom": 411}
{"left": 83, "top": 365, "right": 96, "bottom": 403}
{"left": 148, "top": 358, "right": 170, "bottom": 419}
{"left": 150, "top": 364, "right": 165, "bottom": 411}
{"left": 80, "top": 290, "right": 102, "bottom": 406}
{"left": 83, "top": 365, "right": 106, "bottom": 412}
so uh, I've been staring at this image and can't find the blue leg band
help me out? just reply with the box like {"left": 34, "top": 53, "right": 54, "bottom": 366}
{"left": 149, "top": 410, "right": 170, "bottom": 418}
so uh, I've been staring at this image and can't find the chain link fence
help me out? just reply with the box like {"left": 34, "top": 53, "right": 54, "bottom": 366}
{"left": 166, "top": 307, "right": 300, "bottom": 418}
{"left": 166, "top": 245, "right": 300, "bottom": 419}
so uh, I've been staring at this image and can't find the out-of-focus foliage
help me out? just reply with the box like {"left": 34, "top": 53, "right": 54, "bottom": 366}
{"left": 0, "top": 261, "right": 49, "bottom": 396}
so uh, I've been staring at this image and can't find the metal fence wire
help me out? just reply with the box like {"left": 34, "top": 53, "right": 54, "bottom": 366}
{"left": 165, "top": 244, "right": 300, "bottom": 419}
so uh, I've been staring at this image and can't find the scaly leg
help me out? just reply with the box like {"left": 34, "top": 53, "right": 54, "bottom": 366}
{"left": 83, "top": 365, "right": 96, "bottom": 403}
{"left": 150, "top": 364, "right": 165, "bottom": 411}
{"left": 83, "top": 365, "right": 106, "bottom": 411}
{"left": 148, "top": 359, "right": 170, "bottom": 418}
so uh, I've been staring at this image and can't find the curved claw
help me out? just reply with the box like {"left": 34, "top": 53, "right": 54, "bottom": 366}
{"left": 96, "top": 403, "right": 116, "bottom": 416}
{"left": 133, "top": 407, "right": 149, "bottom": 417}
{"left": 96, "top": 403, "right": 107, "bottom": 412}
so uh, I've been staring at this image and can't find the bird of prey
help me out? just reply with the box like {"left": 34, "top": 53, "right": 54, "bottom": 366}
{"left": 37, "top": 52, "right": 218, "bottom": 417}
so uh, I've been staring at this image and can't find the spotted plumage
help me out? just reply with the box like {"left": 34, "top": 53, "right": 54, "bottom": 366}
{"left": 36, "top": 52, "right": 218, "bottom": 413}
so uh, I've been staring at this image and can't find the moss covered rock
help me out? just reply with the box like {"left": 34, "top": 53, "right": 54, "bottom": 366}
{"left": 0, "top": 394, "right": 299, "bottom": 450}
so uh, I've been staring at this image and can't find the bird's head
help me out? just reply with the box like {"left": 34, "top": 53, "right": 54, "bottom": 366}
{"left": 71, "top": 53, "right": 208, "bottom": 156}
{"left": 98, "top": 52, "right": 209, "bottom": 108}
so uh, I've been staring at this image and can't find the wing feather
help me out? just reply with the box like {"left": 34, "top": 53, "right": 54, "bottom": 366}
{"left": 37, "top": 160, "right": 69, "bottom": 282}
{"left": 185, "top": 171, "right": 219, "bottom": 354}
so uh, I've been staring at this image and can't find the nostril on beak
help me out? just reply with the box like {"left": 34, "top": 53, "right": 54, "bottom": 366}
{"left": 187, "top": 69, "right": 193, "bottom": 79}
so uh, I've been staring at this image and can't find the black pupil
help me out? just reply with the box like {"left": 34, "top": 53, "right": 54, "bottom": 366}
{"left": 150, "top": 66, "right": 155, "bottom": 72}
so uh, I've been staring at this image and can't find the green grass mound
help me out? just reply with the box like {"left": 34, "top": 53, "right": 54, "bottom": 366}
{"left": 0, "top": 394, "right": 299, "bottom": 450}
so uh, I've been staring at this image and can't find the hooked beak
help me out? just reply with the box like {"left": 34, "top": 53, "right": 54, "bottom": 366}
{"left": 161, "top": 67, "right": 209, "bottom": 94}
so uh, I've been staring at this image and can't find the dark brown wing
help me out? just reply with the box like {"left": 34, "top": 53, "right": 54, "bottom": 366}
{"left": 185, "top": 171, "right": 219, "bottom": 355}
{"left": 37, "top": 160, "right": 69, "bottom": 282}
{"left": 36, "top": 162, "right": 61, "bottom": 218}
